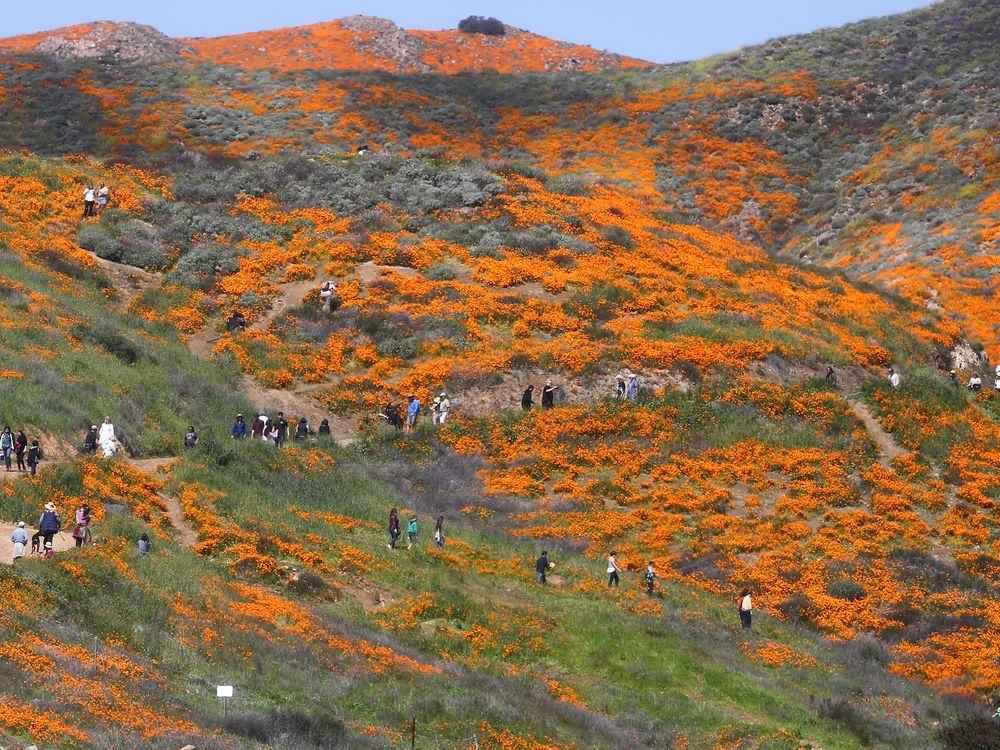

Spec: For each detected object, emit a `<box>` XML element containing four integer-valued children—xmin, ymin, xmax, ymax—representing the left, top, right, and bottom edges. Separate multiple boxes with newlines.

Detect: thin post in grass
<box><xmin>92</xmin><ymin>636</ymin><xmax>98</xmax><ymax>673</ymax></box>
<box><xmin>410</xmin><ymin>716</ymin><xmax>415</xmax><ymax>749</ymax></box>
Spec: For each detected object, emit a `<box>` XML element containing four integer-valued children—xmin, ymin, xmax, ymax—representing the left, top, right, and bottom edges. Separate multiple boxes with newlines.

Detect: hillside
<box><xmin>1</xmin><ymin>2</ymin><xmax>999</xmax><ymax>749</ymax></box>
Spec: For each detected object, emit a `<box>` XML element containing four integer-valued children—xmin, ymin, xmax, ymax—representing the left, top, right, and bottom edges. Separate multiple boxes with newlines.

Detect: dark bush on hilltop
<box><xmin>458</xmin><ymin>16</ymin><xmax>506</xmax><ymax>36</ymax></box>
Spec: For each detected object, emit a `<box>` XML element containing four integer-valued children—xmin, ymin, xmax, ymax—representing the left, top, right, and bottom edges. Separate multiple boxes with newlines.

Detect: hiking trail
<box><xmin>849</xmin><ymin>399</ymin><xmax>907</xmax><ymax>467</ymax></box>
<box><xmin>124</xmin><ymin>457</ymin><xmax>199</xmax><ymax>547</ymax></box>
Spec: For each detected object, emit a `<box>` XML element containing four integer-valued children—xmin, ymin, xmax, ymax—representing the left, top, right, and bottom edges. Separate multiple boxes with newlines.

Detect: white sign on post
<box><xmin>216</xmin><ymin>685</ymin><xmax>234</xmax><ymax>698</ymax></box>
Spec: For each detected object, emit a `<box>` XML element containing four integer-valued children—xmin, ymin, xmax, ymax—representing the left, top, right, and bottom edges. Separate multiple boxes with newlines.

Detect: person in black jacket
<box><xmin>521</xmin><ymin>385</ymin><xmax>534</xmax><ymax>411</ymax></box>
<box><xmin>83</xmin><ymin>425</ymin><xmax>98</xmax><ymax>454</ymax></box>
<box><xmin>274</xmin><ymin>412</ymin><xmax>289</xmax><ymax>446</ymax></box>
<box><xmin>26</xmin><ymin>439</ymin><xmax>42</xmax><ymax>477</ymax></box>
<box><xmin>536</xmin><ymin>550</ymin><xmax>550</xmax><ymax>584</ymax></box>
<box><xmin>318</xmin><ymin>418</ymin><xmax>331</xmax><ymax>437</ymax></box>
<box><xmin>541</xmin><ymin>380</ymin><xmax>557</xmax><ymax>409</ymax></box>
<box><xmin>295</xmin><ymin>417</ymin><xmax>310</xmax><ymax>440</ymax></box>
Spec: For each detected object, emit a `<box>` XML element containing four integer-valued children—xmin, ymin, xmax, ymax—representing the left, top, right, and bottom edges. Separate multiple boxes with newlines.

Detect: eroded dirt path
<box><xmin>125</xmin><ymin>458</ymin><xmax>199</xmax><ymax>548</ymax></box>
<box><xmin>849</xmin><ymin>399</ymin><xmax>907</xmax><ymax>467</ymax></box>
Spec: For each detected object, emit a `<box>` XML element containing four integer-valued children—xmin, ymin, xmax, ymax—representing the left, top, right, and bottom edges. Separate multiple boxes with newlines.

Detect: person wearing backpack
<box><xmin>26</xmin><ymin>439</ymin><xmax>42</xmax><ymax>477</ymax></box>
<box><xmin>38</xmin><ymin>502</ymin><xmax>61</xmax><ymax>548</ymax></box>
<box><xmin>536</xmin><ymin>550</ymin><xmax>551</xmax><ymax>584</ymax></box>
<box><xmin>0</xmin><ymin>426</ymin><xmax>13</xmax><ymax>471</ymax></box>
<box><xmin>406</xmin><ymin>516</ymin><xmax>419</xmax><ymax>549</ymax></box>
<box><xmin>14</xmin><ymin>430</ymin><xmax>27</xmax><ymax>472</ymax></box>
<box><xmin>295</xmin><ymin>416</ymin><xmax>310</xmax><ymax>441</ymax></box>
<box><xmin>643</xmin><ymin>561</ymin><xmax>658</xmax><ymax>596</ymax></box>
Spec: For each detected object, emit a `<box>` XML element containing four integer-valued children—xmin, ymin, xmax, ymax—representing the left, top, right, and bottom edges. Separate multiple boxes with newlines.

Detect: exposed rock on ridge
<box><xmin>32</xmin><ymin>21</ymin><xmax>189</xmax><ymax>62</ymax></box>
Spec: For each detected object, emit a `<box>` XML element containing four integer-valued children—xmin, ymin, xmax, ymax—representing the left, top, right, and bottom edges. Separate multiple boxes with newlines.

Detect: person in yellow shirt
<box><xmin>737</xmin><ymin>587</ymin><xmax>753</xmax><ymax>630</ymax></box>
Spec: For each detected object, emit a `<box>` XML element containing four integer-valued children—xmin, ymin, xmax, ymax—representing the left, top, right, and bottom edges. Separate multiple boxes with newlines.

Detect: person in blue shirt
<box><xmin>10</xmin><ymin>521</ymin><xmax>28</xmax><ymax>562</ymax></box>
<box><xmin>405</xmin><ymin>395</ymin><xmax>421</xmax><ymax>433</ymax></box>
<box><xmin>231</xmin><ymin>414</ymin><xmax>248</xmax><ymax>440</ymax></box>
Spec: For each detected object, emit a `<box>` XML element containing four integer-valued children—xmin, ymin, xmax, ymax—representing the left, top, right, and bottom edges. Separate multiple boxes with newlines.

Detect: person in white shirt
<box><xmin>737</xmin><ymin>587</ymin><xmax>753</xmax><ymax>630</ymax></box>
<box><xmin>437</xmin><ymin>392</ymin><xmax>450</xmax><ymax>424</ymax></box>
<box><xmin>888</xmin><ymin>367</ymin><xmax>901</xmax><ymax>388</ymax></box>
<box><xmin>83</xmin><ymin>183</ymin><xmax>96</xmax><ymax>218</ymax></box>
<box><xmin>319</xmin><ymin>281</ymin><xmax>336</xmax><ymax>312</ymax></box>
<box><xmin>97</xmin><ymin>416</ymin><xmax>117</xmax><ymax>457</ymax></box>
<box><xmin>968</xmin><ymin>374</ymin><xmax>982</xmax><ymax>391</ymax></box>
<box><xmin>607</xmin><ymin>551</ymin><xmax>622</xmax><ymax>588</ymax></box>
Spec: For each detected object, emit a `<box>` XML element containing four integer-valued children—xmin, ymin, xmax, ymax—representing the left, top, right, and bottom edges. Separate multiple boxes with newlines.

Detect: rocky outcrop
<box><xmin>338</xmin><ymin>16</ymin><xmax>431</xmax><ymax>73</ymax></box>
<box><xmin>33</xmin><ymin>22</ymin><xmax>189</xmax><ymax>62</ymax></box>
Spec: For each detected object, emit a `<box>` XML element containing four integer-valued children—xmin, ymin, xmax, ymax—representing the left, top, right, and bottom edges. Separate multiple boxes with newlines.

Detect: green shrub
<box><xmin>827</xmin><ymin>578</ymin><xmax>867</xmax><ymax>601</ymax></box>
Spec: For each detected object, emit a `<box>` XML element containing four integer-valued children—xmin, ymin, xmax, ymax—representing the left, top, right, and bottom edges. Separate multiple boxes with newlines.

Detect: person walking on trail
<box><xmin>405</xmin><ymin>395</ymin><xmax>421</xmax><ymax>432</ymax></box>
<box><xmin>541</xmin><ymin>379</ymin><xmax>557</xmax><ymax>409</ymax></box>
<box><xmin>320</xmin><ymin>281</ymin><xmax>337</xmax><ymax>313</ymax></box>
<box><xmin>42</xmin><ymin>541</ymin><xmax>54</xmax><ymax>559</ymax></box>
<box><xmin>406</xmin><ymin>516</ymin><xmax>419</xmax><ymax>549</ymax></box>
<box><xmin>431</xmin><ymin>397</ymin><xmax>441</xmax><ymax>425</ymax></box>
<box><xmin>616</xmin><ymin>376</ymin><xmax>627</xmax><ymax>399</ymax></box>
<box><xmin>521</xmin><ymin>385</ymin><xmax>534</xmax><ymax>411</ymax></box>
<box><xmin>627</xmin><ymin>375</ymin><xmax>640</xmax><ymax>401</ymax></box>
<box><xmin>137</xmin><ymin>533</ymin><xmax>151</xmax><ymax>556</ymax></box>
<box><xmin>83</xmin><ymin>424</ymin><xmax>98</xmax><ymax>454</ymax></box>
<box><xmin>96</xmin><ymin>181</ymin><xmax>111</xmax><ymax>215</ymax></box>
<box><xmin>0</xmin><ymin>426</ymin><xmax>13</xmax><ymax>471</ymax></box>
<box><xmin>82</xmin><ymin>183</ymin><xmax>96</xmax><ymax>218</ymax></box>
<box><xmin>318</xmin><ymin>418</ymin><xmax>331</xmax><ymax>437</ymax></box>
<box><xmin>184</xmin><ymin>426</ymin><xmax>198</xmax><ymax>448</ymax></box>
<box><xmin>26</xmin><ymin>439</ymin><xmax>42</xmax><ymax>477</ymax></box>
<box><xmin>888</xmin><ymin>367</ymin><xmax>901</xmax><ymax>389</ymax></box>
<box><xmin>98</xmin><ymin>416</ymin><xmax>117</xmax><ymax>457</ymax></box>
<box><xmin>737</xmin><ymin>587</ymin><xmax>753</xmax><ymax>630</ymax></box>
<box><xmin>437</xmin><ymin>392</ymin><xmax>450</xmax><ymax>424</ymax></box>
<box><xmin>607</xmin><ymin>551</ymin><xmax>622</xmax><ymax>588</ymax></box>
<box><xmin>266</xmin><ymin>423</ymin><xmax>280</xmax><ymax>445</ymax></box>
<box><xmin>387</xmin><ymin>508</ymin><xmax>401</xmax><ymax>549</ymax></box>
<box><xmin>643</xmin><ymin>561</ymin><xmax>658</xmax><ymax>596</ymax></box>
<box><xmin>295</xmin><ymin>417</ymin><xmax>310</xmax><ymax>441</ymax></box>
<box><xmin>434</xmin><ymin>515</ymin><xmax>445</xmax><ymax>548</ymax></box>
<box><xmin>73</xmin><ymin>503</ymin><xmax>91</xmax><ymax>548</ymax></box>
<box><xmin>825</xmin><ymin>366</ymin><xmax>837</xmax><ymax>387</ymax></box>
<box><xmin>274</xmin><ymin>412</ymin><xmax>288</xmax><ymax>446</ymax></box>
<box><xmin>231</xmin><ymin>414</ymin><xmax>248</xmax><ymax>440</ymax></box>
<box><xmin>38</xmin><ymin>502</ymin><xmax>60</xmax><ymax>549</ymax></box>
<box><xmin>536</xmin><ymin>550</ymin><xmax>551</xmax><ymax>584</ymax></box>
<box><xmin>14</xmin><ymin>430</ymin><xmax>27</xmax><ymax>472</ymax></box>
<box><xmin>11</xmin><ymin>522</ymin><xmax>28</xmax><ymax>563</ymax></box>
<box><xmin>251</xmin><ymin>414</ymin><xmax>265</xmax><ymax>440</ymax></box>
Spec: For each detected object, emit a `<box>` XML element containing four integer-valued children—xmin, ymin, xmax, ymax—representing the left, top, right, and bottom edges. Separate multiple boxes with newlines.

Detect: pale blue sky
<box><xmin>6</xmin><ymin>0</ymin><xmax>935</xmax><ymax>64</ymax></box>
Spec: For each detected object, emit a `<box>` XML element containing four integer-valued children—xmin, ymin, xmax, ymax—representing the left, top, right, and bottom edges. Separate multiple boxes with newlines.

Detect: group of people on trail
<box><xmin>82</xmin><ymin>417</ymin><xmax>120</xmax><ymax>458</ymax></box>
<box><xmin>231</xmin><ymin>411</ymin><xmax>333</xmax><ymax>445</ymax></box>
<box><xmin>9</xmin><ymin>501</ymin><xmax>86</xmax><ymax>563</ymax></box>
<box><xmin>521</xmin><ymin>379</ymin><xmax>559</xmax><ymax>410</ymax></box>
<box><xmin>1</xmin><ymin>426</ymin><xmax>42</xmax><ymax>476</ymax></box>
<box><xmin>615</xmin><ymin>373</ymin><xmax>641</xmax><ymax>401</ymax></box>
<box><xmin>378</xmin><ymin>392</ymin><xmax>451</xmax><ymax>432</ymax></box>
<box><xmin>387</xmin><ymin>509</ymin><xmax>445</xmax><ymax>550</ymax></box>
<box><xmin>82</xmin><ymin>181</ymin><xmax>111</xmax><ymax>218</ymax></box>
<box><xmin>950</xmin><ymin>363</ymin><xmax>1000</xmax><ymax>391</ymax></box>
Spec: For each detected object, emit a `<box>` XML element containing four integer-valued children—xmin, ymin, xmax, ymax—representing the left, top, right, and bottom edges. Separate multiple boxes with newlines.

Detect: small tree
<box><xmin>458</xmin><ymin>16</ymin><xmax>506</xmax><ymax>36</ymax></box>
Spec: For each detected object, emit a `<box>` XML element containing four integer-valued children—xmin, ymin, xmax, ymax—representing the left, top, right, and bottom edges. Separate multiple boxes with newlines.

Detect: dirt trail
<box><xmin>123</xmin><ymin>458</ymin><xmax>199</xmax><ymax>547</ymax></box>
<box><xmin>849</xmin><ymin>400</ymin><xmax>907</xmax><ymax>467</ymax></box>
<box><xmin>0</xmin><ymin>522</ymin><xmax>76</xmax><ymax>564</ymax></box>
<box><xmin>251</xmin><ymin>280</ymin><xmax>318</xmax><ymax>331</ymax></box>
<box><xmin>89</xmin><ymin>253</ymin><xmax>161</xmax><ymax>302</ymax></box>
<box><xmin>239</xmin><ymin>375</ymin><xmax>356</xmax><ymax>445</ymax></box>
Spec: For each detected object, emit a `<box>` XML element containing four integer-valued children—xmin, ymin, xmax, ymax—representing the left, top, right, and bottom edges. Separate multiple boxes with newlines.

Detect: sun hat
<box><xmin>44</xmin><ymin>502</ymin><xmax>56</xmax><ymax>511</ymax></box>
<box><xmin>44</xmin><ymin>541</ymin><xmax>52</xmax><ymax>548</ymax></box>
<box><xmin>91</xmin><ymin>424</ymin><xmax>97</xmax><ymax>429</ymax></box>
<box><xmin>17</xmin><ymin>521</ymin><xmax>24</xmax><ymax>528</ymax></box>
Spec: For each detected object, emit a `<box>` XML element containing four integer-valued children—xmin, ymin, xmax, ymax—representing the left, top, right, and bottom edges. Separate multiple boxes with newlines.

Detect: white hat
<box><xmin>16</xmin><ymin>521</ymin><xmax>24</xmax><ymax>527</ymax></box>
<box><xmin>44</xmin><ymin>541</ymin><xmax>52</xmax><ymax>548</ymax></box>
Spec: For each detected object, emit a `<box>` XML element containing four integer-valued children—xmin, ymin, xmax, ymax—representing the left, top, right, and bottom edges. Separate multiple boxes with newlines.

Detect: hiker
<box><xmin>434</xmin><ymin>515</ymin><xmax>444</xmax><ymax>548</ymax></box>
<box><xmin>318</xmin><ymin>418</ymin><xmax>331</xmax><ymax>437</ymax></box>
<box><xmin>274</xmin><ymin>412</ymin><xmax>288</xmax><ymax>446</ymax></box>
<box><xmin>407</xmin><ymin>516</ymin><xmax>419</xmax><ymax>549</ymax></box>
<box><xmin>541</xmin><ymin>379</ymin><xmax>557</xmax><ymax>409</ymax></box>
<box><xmin>266</xmin><ymin>423</ymin><xmax>280</xmax><ymax>445</ymax></box>
<box><xmin>83</xmin><ymin>424</ymin><xmax>98</xmax><ymax>454</ymax></box>
<box><xmin>521</xmin><ymin>385</ymin><xmax>534</xmax><ymax>411</ymax></box>
<box><xmin>0</xmin><ymin>426</ymin><xmax>12</xmax><ymax>471</ymax></box>
<box><xmin>888</xmin><ymin>367</ymin><xmax>901</xmax><ymax>389</ymax></box>
<box><xmin>387</xmin><ymin>508</ymin><xmax>401</xmax><ymax>549</ymax></box>
<box><xmin>96</xmin><ymin>181</ymin><xmax>111</xmax><ymax>214</ymax></box>
<box><xmin>438</xmin><ymin>392</ymin><xmax>450</xmax><ymax>424</ymax></box>
<box><xmin>320</xmin><ymin>281</ymin><xmax>337</xmax><ymax>312</ymax></box>
<box><xmin>13</xmin><ymin>431</ymin><xmax>26</xmax><ymax>472</ymax></box>
<box><xmin>98</xmin><ymin>416</ymin><xmax>117</xmax><ymax>457</ymax></box>
<box><xmin>251</xmin><ymin>414</ymin><xmax>265</xmax><ymax>440</ymax></box>
<box><xmin>73</xmin><ymin>503</ymin><xmax>91</xmax><ymax>548</ymax></box>
<box><xmin>38</xmin><ymin>502</ymin><xmax>61</xmax><ymax>548</ymax></box>
<box><xmin>137</xmin><ymin>533</ymin><xmax>151</xmax><ymax>556</ymax></box>
<box><xmin>643</xmin><ymin>561</ymin><xmax>658</xmax><ymax>596</ymax></box>
<box><xmin>83</xmin><ymin>183</ymin><xmax>96</xmax><ymax>217</ymax></box>
<box><xmin>607</xmin><ymin>550</ymin><xmax>622</xmax><ymax>588</ymax></box>
<box><xmin>995</xmin><ymin>373</ymin><xmax>1000</xmax><ymax>391</ymax></box>
<box><xmin>405</xmin><ymin>395</ymin><xmax>421</xmax><ymax>432</ymax></box>
<box><xmin>627</xmin><ymin>374</ymin><xmax>640</xmax><ymax>401</ymax></box>
<box><xmin>11</xmin><ymin>522</ymin><xmax>27</xmax><ymax>563</ymax></box>
<box><xmin>26</xmin><ymin>439</ymin><xmax>41</xmax><ymax>477</ymax></box>
<box><xmin>616</xmin><ymin>376</ymin><xmax>627</xmax><ymax>399</ymax></box>
<box><xmin>184</xmin><ymin>426</ymin><xmax>198</xmax><ymax>448</ymax></box>
<box><xmin>825</xmin><ymin>366</ymin><xmax>837</xmax><ymax>387</ymax></box>
<box><xmin>42</xmin><ymin>541</ymin><xmax>54</xmax><ymax>559</ymax></box>
<box><xmin>536</xmin><ymin>550</ymin><xmax>550</xmax><ymax>584</ymax></box>
<box><xmin>949</xmin><ymin>369</ymin><xmax>960</xmax><ymax>388</ymax></box>
<box><xmin>295</xmin><ymin>417</ymin><xmax>310</xmax><ymax>441</ymax></box>
<box><xmin>226</xmin><ymin>310</ymin><xmax>246</xmax><ymax>334</ymax></box>
<box><xmin>231</xmin><ymin>414</ymin><xmax>248</xmax><ymax>440</ymax></box>
<box><xmin>737</xmin><ymin>587</ymin><xmax>753</xmax><ymax>630</ymax></box>
<box><xmin>968</xmin><ymin>373</ymin><xmax>982</xmax><ymax>391</ymax></box>
<box><xmin>431</xmin><ymin>397</ymin><xmax>441</xmax><ymax>425</ymax></box>
<box><xmin>380</xmin><ymin>402</ymin><xmax>403</xmax><ymax>430</ymax></box>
